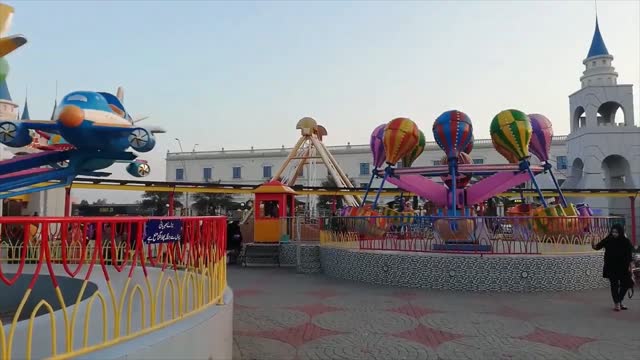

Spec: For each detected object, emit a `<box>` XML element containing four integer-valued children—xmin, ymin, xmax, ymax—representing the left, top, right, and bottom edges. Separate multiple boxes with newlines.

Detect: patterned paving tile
<box><xmin>238</xmin><ymin>322</ymin><xmax>342</xmax><ymax>348</ymax></box>
<box><xmin>436</xmin><ymin>337</ymin><xmax>581</xmax><ymax>360</ymax></box>
<box><xmin>298</xmin><ymin>333</ymin><xmax>438</xmax><ymax>360</ymax></box>
<box><xmin>388</xmin><ymin>304</ymin><xmax>436</xmax><ymax>318</ymax></box>
<box><xmin>287</xmin><ymin>303</ymin><xmax>341</xmax><ymax>318</ymax></box>
<box><xmin>519</xmin><ymin>327</ymin><xmax>596</xmax><ymax>351</ymax></box>
<box><xmin>392</xmin><ymin>324</ymin><xmax>463</xmax><ymax>348</ymax></box>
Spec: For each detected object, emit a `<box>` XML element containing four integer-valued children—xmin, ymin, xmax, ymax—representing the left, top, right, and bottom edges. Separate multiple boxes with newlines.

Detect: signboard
<box><xmin>143</xmin><ymin>219</ymin><xmax>183</xmax><ymax>244</ymax></box>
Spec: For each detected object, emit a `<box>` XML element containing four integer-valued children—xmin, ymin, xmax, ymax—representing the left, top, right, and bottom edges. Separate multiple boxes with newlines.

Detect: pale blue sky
<box><xmin>4</xmin><ymin>0</ymin><xmax>640</xmax><ymax>201</ymax></box>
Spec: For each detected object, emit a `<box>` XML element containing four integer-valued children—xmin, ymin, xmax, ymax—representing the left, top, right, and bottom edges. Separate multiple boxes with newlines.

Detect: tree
<box><xmin>191</xmin><ymin>192</ymin><xmax>235</xmax><ymax>215</ymax></box>
<box><xmin>317</xmin><ymin>175</ymin><xmax>356</xmax><ymax>212</ymax></box>
<box><xmin>93</xmin><ymin>198</ymin><xmax>108</xmax><ymax>205</ymax></box>
<box><xmin>140</xmin><ymin>191</ymin><xmax>183</xmax><ymax>216</ymax></box>
<box><xmin>79</xmin><ymin>200</ymin><xmax>89</xmax><ymax>206</ymax></box>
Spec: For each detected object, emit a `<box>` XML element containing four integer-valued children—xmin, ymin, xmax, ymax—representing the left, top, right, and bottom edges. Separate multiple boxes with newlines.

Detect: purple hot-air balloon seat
<box><xmin>432</xmin><ymin>110</ymin><xmax>474</xmax><ymax>159</ymax></box>
<box><xmin>370</xmin><ymin>124</ymin><xmax>387</xmax><ymax>168</ymax></box>
<box><xmin>528</xmin><ymin>113</ymin><xmax>553</xmax><ymax>163</ymax></box>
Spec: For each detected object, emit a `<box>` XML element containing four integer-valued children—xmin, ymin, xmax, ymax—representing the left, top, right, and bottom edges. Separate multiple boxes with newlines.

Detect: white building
<box><xmin>0</xmin><ymin>79</ymin><xmax>66</xmax><ymax>216</ymax></box>
<box><xmin>565</xmin><ymin>17</ymin><xmax>639</xmax><ymax>235</ymax></box>
<box><xmin>166</xmin><ymin>136</ymin><xmax>569</xmax><ymax>202</ymax></box>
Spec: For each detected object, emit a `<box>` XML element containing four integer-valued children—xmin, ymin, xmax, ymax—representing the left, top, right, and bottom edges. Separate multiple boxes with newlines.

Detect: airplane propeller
<box><xmin>0</xmin><ymin>122</ymin><xmax>17</xmax><ymax>142</ymax></box>
<box><xmin>128</xmin><ymin>128</ymin><xmax>150</xmax><ymax>148</ymax></box>
<box><xmin>136</xmin><ymin>162</ymin><xmax>151</xmax><ymax>176</ymax></box>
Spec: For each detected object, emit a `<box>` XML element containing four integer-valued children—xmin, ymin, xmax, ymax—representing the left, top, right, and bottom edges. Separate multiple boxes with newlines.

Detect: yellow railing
<box><xmin>0</xmin><ymin>216</ymin><xmax>227</xmax><ymax>360</ymax></box>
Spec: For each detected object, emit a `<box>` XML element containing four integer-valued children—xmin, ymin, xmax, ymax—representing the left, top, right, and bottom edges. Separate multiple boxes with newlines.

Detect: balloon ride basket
<box><xmin>431</xmin><ymin>217</ymin><xmax>492</xmax><ymax>252</ymax></box>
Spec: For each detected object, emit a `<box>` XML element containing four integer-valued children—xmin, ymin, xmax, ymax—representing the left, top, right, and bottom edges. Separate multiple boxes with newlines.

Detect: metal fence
<box><xmin>317</xmin><ymin>215</ymin><xmax>621</xmax><ymax>255</ymax></box>
<box><xmin>0</xmin><ymin>216</ymin><xmax>227</xmax><ymax>360</ymax></box>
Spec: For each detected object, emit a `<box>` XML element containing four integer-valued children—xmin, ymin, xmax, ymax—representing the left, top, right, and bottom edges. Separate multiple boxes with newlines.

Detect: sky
<box><xmin>4</xmin><ymin>0</ymin><xmax>640</xmax><ymax>202</ymax></box>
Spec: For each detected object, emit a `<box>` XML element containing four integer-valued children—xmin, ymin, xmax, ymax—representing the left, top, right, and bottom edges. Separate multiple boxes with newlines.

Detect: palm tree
<box><xmin>141</xmin><ymin>191</ymin><xmax>183</xmax><ymax>215</ymax></box>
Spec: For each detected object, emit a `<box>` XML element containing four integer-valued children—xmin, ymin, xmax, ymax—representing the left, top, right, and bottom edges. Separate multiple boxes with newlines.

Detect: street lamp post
<box><xmin>175</xmin><ymin>138</ymin><xmax>190</xmax><ymax>215</ymax></box>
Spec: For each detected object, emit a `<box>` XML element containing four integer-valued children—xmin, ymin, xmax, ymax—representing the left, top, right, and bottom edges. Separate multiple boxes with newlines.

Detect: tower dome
<box><xmin>580</xmin><ymin>17</ymin><xmax>617</xmax><ymax>88</ymax></box>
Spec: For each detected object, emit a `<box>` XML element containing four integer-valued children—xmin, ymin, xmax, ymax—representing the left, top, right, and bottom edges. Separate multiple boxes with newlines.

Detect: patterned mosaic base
<box><xmin>279</xmin><ymin>243</ymin><xmax>321</xmax><ymax>273</ymax></box>
<box><xmin>320</xmin><ymin>247</ymin><xmax>609</xmax><ymax>292</ymax></box>
<box><xmin>279</xmin><ymin>243</ymin><xmax>297</xmax><ymax>267</ymax></box>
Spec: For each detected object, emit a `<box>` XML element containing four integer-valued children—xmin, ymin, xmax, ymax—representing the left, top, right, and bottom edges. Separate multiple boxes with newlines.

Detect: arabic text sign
<box><xmin>144</xmin><ymin>219</ymin><xmax>183</xmax><ymax>244</ymax></box>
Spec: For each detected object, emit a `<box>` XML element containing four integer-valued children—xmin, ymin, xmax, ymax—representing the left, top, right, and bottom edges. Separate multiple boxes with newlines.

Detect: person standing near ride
<box><xmin>592</xmin><ymin>223</ymin><xmax>634</xmax><ymax>311</ymax></box>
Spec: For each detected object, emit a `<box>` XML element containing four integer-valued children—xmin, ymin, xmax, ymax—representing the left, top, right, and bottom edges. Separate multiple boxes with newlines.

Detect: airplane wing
<box><xmin>16</xmin><ymin>120</ymin><xmax>61</xmax><ymax>134</ymax></box>
<box><xmin>146</xmin><ymin>125</ymin><xmax>166</xmax><ymax>134</ymax></box>
<box><xmin>89</xmin><ymin>123</ymin><xmax>165</xmax><ymax>134</ymax></box>
<box><xmin>0</xmin><ymin>35</ymin><xmax>27</xmax><ymax>57</ymax></box>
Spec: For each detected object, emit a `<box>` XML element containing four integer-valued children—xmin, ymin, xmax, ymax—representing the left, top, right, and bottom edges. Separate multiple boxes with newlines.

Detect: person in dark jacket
<box><xmin>227</xmin><ymin>221</ymin><xmax>243</xmax><ymax>264</ymax></box>
<box><xmin>592</xmin><ymin>223</ymin><xmax>634</xmax><ymax>311</ymax></box>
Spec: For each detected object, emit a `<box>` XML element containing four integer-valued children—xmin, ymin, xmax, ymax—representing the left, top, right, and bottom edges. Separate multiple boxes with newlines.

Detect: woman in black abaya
<box><xmin>592</xmin><ymin>223</ymin><xmax>634</xmax><ymax>311</ymax></box>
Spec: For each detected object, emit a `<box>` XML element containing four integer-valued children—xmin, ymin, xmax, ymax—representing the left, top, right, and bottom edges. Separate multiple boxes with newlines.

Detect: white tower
<box><xmin>565</xmin><ymin>17</ymin><xmax>639</xmax><ymax>237</ymax></box>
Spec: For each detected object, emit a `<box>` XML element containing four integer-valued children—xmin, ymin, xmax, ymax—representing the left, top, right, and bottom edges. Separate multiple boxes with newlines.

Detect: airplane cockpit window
<box><xmin>67</xmin><ymin>94</ymin><xmax>88</xmax><ymax>102</ymax></box>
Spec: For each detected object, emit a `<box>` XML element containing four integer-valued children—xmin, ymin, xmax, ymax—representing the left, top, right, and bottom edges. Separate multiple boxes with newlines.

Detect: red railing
<box><xmin>0</xmin><ymin>216</ymin><xmax>227</xmax><ymax>360</ymax></box>
<box><xmin>319</xmin><ymin>216</ymin><xmax>620</xmax><ymax>255</ymax></box>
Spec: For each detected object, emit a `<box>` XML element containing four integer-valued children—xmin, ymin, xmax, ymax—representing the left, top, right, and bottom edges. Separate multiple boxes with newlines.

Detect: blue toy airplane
<box><xmin>0</xmin><ymin>87</ymin><xmax>165</xmax><ymax>178</ymax></box>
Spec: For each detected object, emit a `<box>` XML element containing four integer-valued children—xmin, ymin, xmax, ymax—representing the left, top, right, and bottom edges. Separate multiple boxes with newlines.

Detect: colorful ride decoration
<box><xmin>440</xmin><ymin>152</ymin><xmax>472</xmax><ymax>188</ymax></box>
<box><xmin>528</xmin><ymin>113</ymin><xmax>568</xmax><ymax>207</ymax></box>
<box><xmin>490</xmin><ymin>109</ymin><xmax>532</xmax><ymax>162</ymax></box>
<box><xmin>351</xmin><ymin>107</ymin><xmax>596</xmax><ymax>251</ymax></box>
<box><xmin>463</xmin><ymin>134</ymin><xmax>474</xmax><ymax>154</ymax></box>
<box><xmin>370</xmin><ymin>124</ymin><xmax>387</xmax><ymax>168</ymax></box>
<box><xmin>433</xmin><ymin>110</ymin><xmax>473</xmax><ymax>159</ymax></box>
<box><xmin>490</xmin><ymin>109</ymin><xmax>550</xmax><ymax>207</ymax></box>
<box><xmin>383</xmin><ymin>117</ymin><xmax>420</xmax><ymax>165</ymax></box>
<box><xmin>432</xmin><ymin>110</ymin><xmax>474</xmax><ymax>216</ymax></box>
<box><xmin>369</xmin><ymin>117</ymin><xmax>420</xmax><ymax>208</ymax></box>
<box><xmin>528</xmin><ymin>114</ymin><xmax>553</xmax><ymax>163</ymax></box>
<box><xmin>492</xmin><ymin>138</ymin><xmax>520</xmax><ymax>163</ymax></box>
<box><xmin>433</xmin><ymin>218</ymin><xmax>475</xmax><ymax>242</ymax></box>
<box><xmin>401</xmin><ymin>129</ymin><xmax>426</xmax><ymax>168</ymax></box>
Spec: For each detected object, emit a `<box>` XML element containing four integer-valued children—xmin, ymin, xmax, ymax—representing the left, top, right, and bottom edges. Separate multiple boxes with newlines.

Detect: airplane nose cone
<box><xmin>58</xmin><ymin>105</ymin><xmax>84</xmax><ymax>128</ymax></box>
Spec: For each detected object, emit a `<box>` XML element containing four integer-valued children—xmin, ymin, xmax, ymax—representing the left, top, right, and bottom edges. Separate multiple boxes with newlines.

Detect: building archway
<box><xmin>597</xmin><ymin>101</ymin><xmax>625</xmax><ymax>126</ymax></box>
<box><xmin>565</xmin><ymin>158</ymin><xmax>584</xmax><ymax>188</ymax></box>
<box><xmin>573</xmin><ymin>106</ymin><xmax>586</xmax><ymax>131</ymax></box>
<box><xmin>602</xmin><ymin>155</ymin><xmax>634</xmax><ymax>222</ymax></box>
<box><xmin>602</xmin><ymin>155</ymin><xmax>633</xmax><ymax>188</ymax></box>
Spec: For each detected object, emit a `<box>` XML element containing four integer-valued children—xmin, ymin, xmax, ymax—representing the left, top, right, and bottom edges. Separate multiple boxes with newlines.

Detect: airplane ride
<box><xmin>0</xmin><ymin>87</ymin><xmax>165</xmax><ymax>177</ymax></box>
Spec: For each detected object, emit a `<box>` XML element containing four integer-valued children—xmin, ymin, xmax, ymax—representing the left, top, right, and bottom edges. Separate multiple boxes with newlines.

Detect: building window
<box><xmin>592</xmin><ymin>61</ymin><xmax>596</xmax><ymax>66</ymax></box>
<box><xmin>602</xmin><ymin>60</ymin><xmax>606</xmax><ymax>64</ymax></box>
<box><xmin>359</xmin><ymin>162</ymin><xmax>370</xmax><ymax>176</ymax></box>
<box><xmin>433</xmin><ymin>160</ymin><xmax>442</xmax><ymax>166</ymax></box>
<box><xmin>232</xmin><ymin>166</ymin><xmax>242</xmax><ymax>179</ymax></box>
<box><xmin>175</xmin><ymin>168</ymin><xmax>184</xmax><ymax>181</ymax></box>
<box><xmin>203</xmin><ymin>167</ymin><xmax>212</xmax><ymax>181</ymax></box>
<box><xmin>557</xmin><ymin>156</ymin><xmax>568</xmax><ymax>170</ymax></box>
<box><xmin>263</xmin><ymin>165</ymin><xmax>272</xmax><ymax>179</ymax></box>
<box><xmin>473</xmin><ymin>159</ymin><xmax>484</xmax><ymax>165</ymax></box>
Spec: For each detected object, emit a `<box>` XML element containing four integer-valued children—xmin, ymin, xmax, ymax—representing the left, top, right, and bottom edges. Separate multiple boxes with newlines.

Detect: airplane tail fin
<box><xmin>0</xmin><ymin>4</ymin><xmax>14</xmax><ymax>36</ymax></box>
<box><xmin>116</xmin><ymin>86</ymin><xmax>124</xmax><ymax>102</ymax></box>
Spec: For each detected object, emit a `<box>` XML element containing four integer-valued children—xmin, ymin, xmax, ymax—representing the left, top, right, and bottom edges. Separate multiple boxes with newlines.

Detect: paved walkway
<box><xmin>229</xmin><ymin>267</ymin><xmax>640</xmax><ymax>360</ymax></box>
